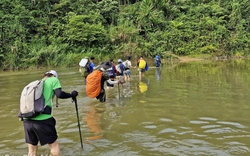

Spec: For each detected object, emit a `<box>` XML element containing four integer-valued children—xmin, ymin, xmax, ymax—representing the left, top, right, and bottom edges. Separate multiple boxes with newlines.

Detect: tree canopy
<box><xmin>1</xmin><ymin>0</ymin><xmax>250</xmax><ymax>70</ymax></box>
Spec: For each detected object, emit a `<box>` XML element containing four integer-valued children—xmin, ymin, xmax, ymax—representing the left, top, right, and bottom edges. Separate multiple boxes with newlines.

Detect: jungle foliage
<box><xmin>0</xmin><ymin>0</ymin><xmax>250</xmax><ymax>69</ymax></box>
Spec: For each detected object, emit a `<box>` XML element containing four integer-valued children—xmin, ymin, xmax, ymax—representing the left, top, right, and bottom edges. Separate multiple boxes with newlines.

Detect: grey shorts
<box><xmin>124</xmin><ymin>69</ymin><xmax>131</xmax><ymax>76</ymax></box>
<box><xmin>23</xmin><ymin>117</ymin><xmax>57</xmax><ymax>146</ymax></box>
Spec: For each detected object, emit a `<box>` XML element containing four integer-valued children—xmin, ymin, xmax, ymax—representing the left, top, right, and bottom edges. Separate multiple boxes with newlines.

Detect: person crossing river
<box><xmin>123</xmin><ymin>56</ymin><xmax>136</xmax><ymax>82</ymax></box>
<box><xmin>86</xmin><ymin>61</ymin><xmax>123</xmax><ymax>102</ymax></box>
<box><xmin>137</xmin><ymin>56</ymin><xmax>148</xmax><ymax>80</ymax></box>
<box><xmin>21</xmin><ymin>70</ymin><xmax>78</xmax><ymax>156</ymax></box>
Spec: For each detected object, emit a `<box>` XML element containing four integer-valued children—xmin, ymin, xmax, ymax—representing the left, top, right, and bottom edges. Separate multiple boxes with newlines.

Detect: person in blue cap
<box><xmin>154</xmin><ymin>55</ymin><xmax>161</xmax><ymax>67</ymax></box>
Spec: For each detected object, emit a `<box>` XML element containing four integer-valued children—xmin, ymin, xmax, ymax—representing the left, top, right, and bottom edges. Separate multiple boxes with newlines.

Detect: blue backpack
<box><xmin>107</xmin><ymin>65</ymin><xmax>116</xmax><ymax>77</ymax></box>
<box><xmin>145</xmin><ymin>62</ymin><xmax>149</xmax><ymax>71</ymax></box>
<box><xmin>154</xmin><ymin>58</ymin><xmax>161</xmax><ymax>67</ymax></box>
<box><xmin>116</xmin><ymin>63</ymin><xmax>125</xmax><ymax>74</ymax></box>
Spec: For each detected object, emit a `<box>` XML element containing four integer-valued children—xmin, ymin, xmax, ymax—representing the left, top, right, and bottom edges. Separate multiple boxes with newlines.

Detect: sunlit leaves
<box><xmin>65</xmin><ymin>14</ymin><xmax>106</xmax><ymax>47</ymax></box>
<box><xmin>1</xmin><ymin>0</ymin><xmax>250</xmax><ymax>69</ymax></box>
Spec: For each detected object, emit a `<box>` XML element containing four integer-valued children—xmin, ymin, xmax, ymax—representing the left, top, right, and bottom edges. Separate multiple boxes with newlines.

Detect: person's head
<box><xmin>155</xmin><ymin>55</ymin><xmax>159</xmax><ymax>58</ymax></box>
<box><xmin>90</xmin><ymin>57</ymin><xmax>95</xmax><ymax>61</ymax></box>
<box><xmin>109</xmin><ymin>58</ymin><xmax>114</xmax><ymax>63</ymax></box>
<box><xmin>127</xmin><ymin>56</ymin><xmax>131</xmax><ymax>60</ymax></box>
<box><xmin>44</xmin><ymin>70</ymin><xmax>58</xmax><ymax>78</ymax></box>
<box><xmin>118</xmin><ymin>59</ymin><xmax>122</xmax><ymax>64</ymax></box>
<box><xmin>140</xmin><ymin>56</ymin><xmax>143</xmax><ymax>59</ymax></box>
<box><xmin>101</xmin><ymin>61</ymin><xmax>112</xmax><ymax>70</ymax></box>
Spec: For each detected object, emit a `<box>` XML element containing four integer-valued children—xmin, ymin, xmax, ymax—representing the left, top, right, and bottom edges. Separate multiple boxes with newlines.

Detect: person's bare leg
<box><xmin>48</xmin><ymin>140</ymin><xmax>61</xmax><ymax>156</ymax></box>
<box><xmin>124</xmin><ymin>75</ymin><xmax>128</xmax><ymax>82</ymax></box>
<box><xmin>127</xmin><ymin>75</ymin><xmax>131</xmax><ymax>81</ymax></box>
<box><xmin>28</xmin><ymin>144</ymin><xmax>38</xmax><ymax>156</ymax></box>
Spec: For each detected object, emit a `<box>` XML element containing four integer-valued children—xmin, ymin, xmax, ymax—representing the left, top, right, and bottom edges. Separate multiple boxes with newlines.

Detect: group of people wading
<box><xmin>18</xmin><ymin>55</ymin><xmax>161</xmax><ymax>155</ymax></box>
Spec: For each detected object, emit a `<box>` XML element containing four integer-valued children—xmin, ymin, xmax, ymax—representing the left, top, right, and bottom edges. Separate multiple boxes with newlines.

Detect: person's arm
<box><xmin>128</xmin><ymin>61</ymin><xmax>136</xmax><ymax>68</ymax></box>
<box><xmin>54</xmin><ymin>88</ymin><xmax>74</xmax><ymax>99</ymax></box>
<box><xmin>107</xmin><ymin>79</ymin><xmax>119</xmax><ymax>84</ymax></box>
<box><xmin>137</xmin><ymin>60</ymin><xmax>140</xmax><ymax>67</ymax></box>
<box><xmin>112</xmin><ymin>65</ymin><xmax>117</xmax><ymax>73</ymax></box>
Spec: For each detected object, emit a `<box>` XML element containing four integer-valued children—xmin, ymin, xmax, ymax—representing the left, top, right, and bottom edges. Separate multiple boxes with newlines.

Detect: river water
<box><xmin>1</xmin><ymin>60</ymin><xmax>250</xmax><ymax>156</ymax></box>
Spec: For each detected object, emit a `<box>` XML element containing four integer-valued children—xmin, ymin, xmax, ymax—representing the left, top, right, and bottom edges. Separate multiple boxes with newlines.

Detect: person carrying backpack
<box><xmin>79</xmin><ymin>56</ymin><xmax>95</xmax><ymax>84</ymax></box>
<box><xmin>79</xmin><ymin>57</ymin><xmax>90</xmax><ymax>84</ymax></box>
<box><xmin>115</xmin><ymin>59</ymin><xmax>125</xmax><ymax>82</ymax></box>
<box><xmin>88</xmin><ymin>56</ymin><xmax>95</xmax><ymax>73</ymax></box>
<box><xmin>123</xmin><ymin>56</ymin><xmax>135</xmax><ymax>82</ymax></box>
<box><xmin>20</xmin><ymin>70</ymin><xmax>78</xmax><ymax>156</ymax></box>
<box><xmin>137</xmin><ymin>56</ymin><xmax>148</xmax><ymax>80</ymax></box>
<box><xmin>106</xmin><ymin>58</ymin><xmax>117</xmax><ymax>89</ymax></box>
<box><xmin>86</xmin><ymin>61</ymin><xmax>123</xmax><ymax>102</ymax></box>
<box><xmin>154</xmin><ymin>55</ymin><xmax>161</xmax><ymax>67</ymax></box>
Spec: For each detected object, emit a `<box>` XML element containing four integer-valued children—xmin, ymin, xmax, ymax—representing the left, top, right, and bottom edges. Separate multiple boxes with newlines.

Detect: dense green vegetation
<box><xmin>1</xmin><ymin>0</ymin><xmax>250</xmax><ymax>70</ymax></box>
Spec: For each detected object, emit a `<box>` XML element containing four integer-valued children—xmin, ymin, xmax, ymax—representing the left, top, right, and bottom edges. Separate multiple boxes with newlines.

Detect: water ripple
<box><xmin>199</xmin><ymin>117</ymin><xmax>217</xmax><ymax>121</ymax></box>
<box><xmin>190</xmin><ymin>120</ymin><xmax>209</xmax><ymax>124</ymax></box>
<box><xmin>204</xmin><ymin>127</ymin><xmax>237</xmax><ymax>134</ymax></box>
<box><xmin>158</xmin><ymin>128</ymin><xmax>177</xmax><ymax>134</ymax></box>
<box><xmin>217</xmin><ymin>121</ymin><xmax>246</xmax><ymax>129</ymax></box>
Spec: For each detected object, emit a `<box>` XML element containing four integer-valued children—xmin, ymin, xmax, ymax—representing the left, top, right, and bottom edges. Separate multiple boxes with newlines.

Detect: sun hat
<box><xmin>101</xmin><ymin>61</ymin><xmax>112</xmax><ymax>69</ymax></box>
<box><xmin>48</xmin><ymin>70</ymin><xmax>58</xmax><ymax>78</ymax></box>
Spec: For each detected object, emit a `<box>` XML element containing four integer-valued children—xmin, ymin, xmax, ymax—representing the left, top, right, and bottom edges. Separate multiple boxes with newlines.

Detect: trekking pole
<box><xmin>118</xmin><ymin>83</ymin><xmax>121</xmax><ymax>100</ymax></box>
<box><xmin>73</xmin><ymin>98</ymin><xmax>83</xmax><ymax>150</ymax></box>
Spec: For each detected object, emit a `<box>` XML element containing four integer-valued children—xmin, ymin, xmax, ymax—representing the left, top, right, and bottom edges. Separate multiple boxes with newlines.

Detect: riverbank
<box><xmin>178</xmin><ymin>56</ymin><xmax>204</xmax><ymax>63</ymax></box>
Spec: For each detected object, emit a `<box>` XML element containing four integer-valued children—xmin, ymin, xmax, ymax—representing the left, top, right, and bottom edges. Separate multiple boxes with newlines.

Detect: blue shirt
<box><xmin>89</xmin><ymin>62</ymin><xmax>95</xmax><ymax>73</ymax></box>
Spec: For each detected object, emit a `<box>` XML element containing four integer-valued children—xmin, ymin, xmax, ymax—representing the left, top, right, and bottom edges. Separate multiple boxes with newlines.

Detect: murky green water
<box><xmin>1</xmin><ymin>60</ymin><xmax>250</xmax><ymax>156</ymax></box>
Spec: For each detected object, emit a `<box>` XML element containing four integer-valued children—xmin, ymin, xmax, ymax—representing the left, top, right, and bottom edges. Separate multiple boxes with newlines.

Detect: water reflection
<box><xmin>122</xmin><ymin>82</ymin><xmax>133</xmax><ymax>98</ymax></box>
<box><xmin>155</xmin><ymin>67</ymin><xmax>161</xmax><ymax>81</ymax></box>
<box><xmin>84</xmin><ymin>103</ymin><xmax>104</xmax><ymax>140</ymax></box>
<box><xmin>138</xmin><ymin>80</ymin><xmax>149</xmax><ymax>93</ymax></box>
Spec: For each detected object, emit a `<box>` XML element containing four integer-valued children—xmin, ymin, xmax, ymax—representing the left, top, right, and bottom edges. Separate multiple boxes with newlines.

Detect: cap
<box><xmin>101</xmin><ymin>61</ymin><xmax>112</xmax><ymax>69</ymax></box>
<box><xmin>48</xmin><ymin>70</ymin><xmax>58</xmax><ymax>78</ymax></box>
<box><xmin>118</xmin><ymin>59</ymin><xmax>122</xmax><ymax>63</ymax></box>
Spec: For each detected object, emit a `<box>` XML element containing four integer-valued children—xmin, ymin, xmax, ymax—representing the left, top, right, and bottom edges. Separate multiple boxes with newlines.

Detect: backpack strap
<box><xmin>41</xmin><ymin>78</ymin><xmax>55</xmax><ymax>115</ymax></box>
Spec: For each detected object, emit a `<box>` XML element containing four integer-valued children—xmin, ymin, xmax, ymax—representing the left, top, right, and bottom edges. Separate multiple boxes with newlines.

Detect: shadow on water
<box><xmin>1</xmin><ymin>60</ymin><xmax>250</xmax><ymax>155</ymax></box>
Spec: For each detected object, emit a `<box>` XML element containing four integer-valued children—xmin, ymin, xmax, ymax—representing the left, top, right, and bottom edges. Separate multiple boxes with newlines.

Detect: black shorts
<box><xmin>96</xmin><ymin>89</ymin><xmax>106</xmax><ymax>102</ymax></box>
<box><xmin>23</xmin><ymin>117</ymin><xmax>57</xmax><ymax>146</ymax></box>
<box><xmin>139</xmin><ymin>68</ymin><xmax>146</xmax><ymax>73</ymax></box>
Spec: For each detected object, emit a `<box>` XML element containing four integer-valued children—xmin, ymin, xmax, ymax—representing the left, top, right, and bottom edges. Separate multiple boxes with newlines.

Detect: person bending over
<box><xmin>97</xmin><ymin>61</ymin><xmax>123</xmax><ymax>102</ymax></box>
